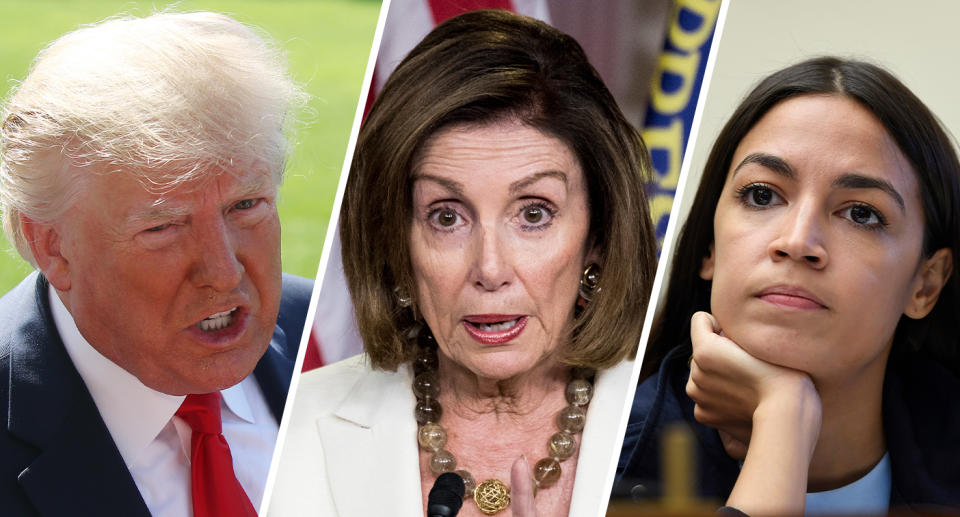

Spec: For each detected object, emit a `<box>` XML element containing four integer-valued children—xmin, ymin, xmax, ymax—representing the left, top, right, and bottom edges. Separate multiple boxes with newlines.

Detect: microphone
<box><xmin>427</xmin><ymin>472</ymin><xmax>465</xmax><ymax>517</ymax></box>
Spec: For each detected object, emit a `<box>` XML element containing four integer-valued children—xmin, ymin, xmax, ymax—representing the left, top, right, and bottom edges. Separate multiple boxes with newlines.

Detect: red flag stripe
<box><xmin>302</xmin><ymin>331</ymin><xmax>324</xmax><ymax>372</ymax></box>
<box><xmin>427</xmin><ymin>0</ymin><xmax>514</xmax><ymax>24</ymax></box>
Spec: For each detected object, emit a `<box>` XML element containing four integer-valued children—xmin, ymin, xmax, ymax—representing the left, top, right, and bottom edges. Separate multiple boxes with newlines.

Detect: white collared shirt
<box><xmin>49</xmin><ymin>285</ymin><xmax>279</xmax><ymax>516</ymax></box>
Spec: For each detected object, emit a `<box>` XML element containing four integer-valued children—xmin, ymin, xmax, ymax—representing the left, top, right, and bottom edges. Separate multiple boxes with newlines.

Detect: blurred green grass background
<box><xmin>0</xmin><ymin>0</ymin><xmax>381</xmax><ymax>293</ymax></box>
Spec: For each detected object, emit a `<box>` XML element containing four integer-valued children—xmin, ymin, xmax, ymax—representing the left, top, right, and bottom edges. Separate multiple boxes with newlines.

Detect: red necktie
<box><xmin>176</xmin><ymin>392</ymin><xmax>258</xmax><ymax>517</ymax></box>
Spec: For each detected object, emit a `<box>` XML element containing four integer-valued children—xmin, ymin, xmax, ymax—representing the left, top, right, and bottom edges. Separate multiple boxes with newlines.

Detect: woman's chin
<box><xmin>463</xmin><ymin>358</ymin><xmax>537</xmax><ymax>383</ymax></box>
<box><xmin>445</xmin><ymin>350</ymin><xmax>556</xmax><ymax>385</ymax></box>
<box><xmin>718</xmin><ymin>319</ymin><xmax>821</xmax><ymax>373</ymax></box>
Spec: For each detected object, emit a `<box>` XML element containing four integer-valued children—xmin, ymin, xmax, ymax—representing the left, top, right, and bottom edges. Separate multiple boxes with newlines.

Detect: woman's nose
<box><xmin>470</xmin><ymin>226</ymin><xmax>512</xmax><ymax>291</ymax></box>
<box><xmin>190</xmin><ymin>217</ymin><xmax>245</xmax><ymax>291</ymax></box>
<box><xmin>767</xmin><ymin>202</ymin><xmax>829</xmax><ymax>269</ymax></box>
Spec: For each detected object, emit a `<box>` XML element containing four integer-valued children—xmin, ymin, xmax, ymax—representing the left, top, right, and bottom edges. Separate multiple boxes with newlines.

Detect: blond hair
<box><xmin>1</xmin><ymin>11</ymin><xmax>307</xmax><ymax>264</ymax></box>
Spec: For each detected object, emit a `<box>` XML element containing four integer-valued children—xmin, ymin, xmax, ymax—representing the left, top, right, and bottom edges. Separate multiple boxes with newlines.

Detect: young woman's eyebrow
<box><xmin>733</xmin><ymin>153</ymin><xmax>907</xmax><ymax>213</ymax></box>
<box><xmin>832</xmin><ymin>173</ymin><xmax>905</xmax><ymax>213</ymax></box>
<box><xmin>733</xmin><ymin>152</ymin><xmax>795</xmax><ymax>179</ymax></box>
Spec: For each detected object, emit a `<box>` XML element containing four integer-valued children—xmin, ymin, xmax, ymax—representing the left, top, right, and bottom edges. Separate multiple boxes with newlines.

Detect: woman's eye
<box><xmin>751</xmin><ymin>188</ymin><xmax>772</xmax><ymax>205</ymax></box>
<box><xmin>523</xmin><ymin>205</ymin><xmax>544</xmax><ymax>223</ymax></box>
<box><xmin>427</xmin><ymin>206</ymin><xmax>464</xmax><ymax>230</ymax></box>
<box><xmin>840</xmin><ymin>204</ymin><xmax>887</xmax><ymax>229</ymax></box>
<box><xmin>437</xmin><ymin>209</ymin><xmax>457</xmax><ymax>226</ymax></box>
<box><xmin>518</xmin><ymin>202</ymin><xmax>554</xmax><ymax>229</ymax></box>
<box><xmin>736</xmin><ymin>183</ymin><xmax>781</xmax><ymax>208</ymax></box>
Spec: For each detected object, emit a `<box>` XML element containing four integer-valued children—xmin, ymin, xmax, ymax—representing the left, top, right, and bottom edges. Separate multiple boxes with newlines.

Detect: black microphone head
<box><xmin>427</xmin><ymin>472</ymin><xmax>465</xmax><ymax>517</ymax></box>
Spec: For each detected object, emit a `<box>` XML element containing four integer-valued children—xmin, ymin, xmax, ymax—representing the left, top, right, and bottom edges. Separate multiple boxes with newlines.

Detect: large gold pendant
<box><xmin>474</xmin><ymin>479</ymin><xmax>510</xmax><ymax>515</ymax></box>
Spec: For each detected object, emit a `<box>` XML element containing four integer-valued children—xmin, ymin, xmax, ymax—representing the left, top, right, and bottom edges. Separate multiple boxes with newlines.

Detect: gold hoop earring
<box><xmin>579</xmin><ymin>263</ymin><xmax>601</xmax><ymax>302</ymax></box>
<box><xmin>394</xmin><ymin>286</ymin><xmax>413</xmax><ymax>308</ymax></box>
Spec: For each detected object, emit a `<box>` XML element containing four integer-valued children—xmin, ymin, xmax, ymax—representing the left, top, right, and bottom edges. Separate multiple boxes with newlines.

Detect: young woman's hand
<box><xmin>686</xmin><ymin>311</ymin><xmax>817</xmax><ymax>453</ymax></box>
<box><xmin>687</xmin><ymin>311</ymin><xmax>823</xmax><ymax>516</ymax></box>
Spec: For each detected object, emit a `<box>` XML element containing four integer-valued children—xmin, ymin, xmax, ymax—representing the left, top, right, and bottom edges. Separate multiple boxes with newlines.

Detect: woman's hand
<box><xmin>686</xmin><ymin>312</ymin><xmax>814</xmax><ymax>455</ymax></box>
<box><xmin>510</xmin><ymin>456</ymin><xmax>538</xmax><ymax>517</ymax></box>
<box><xmin>687</xmin><ymin>311</ymin><xmax>823</xmax><ymax>516</ymax></box>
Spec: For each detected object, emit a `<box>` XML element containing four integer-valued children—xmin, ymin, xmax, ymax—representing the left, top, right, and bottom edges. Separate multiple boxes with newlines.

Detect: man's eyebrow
<box><xmin>126</xmin><ymin>204</ymin><xmax>190</xmax><ymax>226</ymax></box>
<box><xmin>231</xmin><ymin>174</ymin><xmax>276</xmax><ymax>199</ymax></box>
<box><xmin>509</xmin><ymin>170</ymin><xmax>568</xmax><ymax>194</ymax></box>
<box><xmin>733</xmin><ymin>152</ymin><xmax>795</xmax><ymax>179</ymax></box>
<box><xmin>833</xmin><ymin>173</ymin><xmax>906</xmax><ymax>213</ymax></box>
<box><xmin>125</xmin><ymin>174</ymin><xmax>276</xmax><ymax>226</ymax></box>
<box><xmin>412</xmin><ymin>174</ymin><xmax>464</xmax><ymax>196</ymax></box>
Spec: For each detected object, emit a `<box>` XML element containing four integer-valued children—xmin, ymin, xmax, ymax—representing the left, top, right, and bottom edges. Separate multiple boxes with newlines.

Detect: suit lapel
<box><xmin>16</xmin><ymin>398</ymin><xmax>151</xmax><ymax>516</ymax></box>
<box><xmin>255</xmin><ymin>273</ymin><xmax>311</xmax><ymax>422</ymax></box>
<box><xmin>7</xmin><ymin>273</ymin><xmax>151</xmax><ymax>517</ymax></box>
<box><xmin>254</xmin><ymin>325</ymin><xmax>297</xmax><ymax>421</ymax></box>
<box><xmin>570</xmin><ymin>359</ymin><xmax>633</xmax><ymax>515</ymax></box>
<box><xmin>318</xmin><ymin>364</ymin><xmax>424</xmax><ymax>516</ymax></box>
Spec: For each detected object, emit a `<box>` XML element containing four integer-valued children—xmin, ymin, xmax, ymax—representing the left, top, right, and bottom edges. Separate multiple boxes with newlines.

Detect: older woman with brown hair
<box><xmin>270</xmin><ymin>9</ymin><xmax>656</xmax><ymax>517</ymax></box>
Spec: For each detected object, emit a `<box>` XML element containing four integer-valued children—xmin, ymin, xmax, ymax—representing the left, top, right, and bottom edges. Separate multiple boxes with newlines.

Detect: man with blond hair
<box><xmin>0</xmin><ymin>11</ymin><xmax>311</xmax><ymax>516</ymax></box>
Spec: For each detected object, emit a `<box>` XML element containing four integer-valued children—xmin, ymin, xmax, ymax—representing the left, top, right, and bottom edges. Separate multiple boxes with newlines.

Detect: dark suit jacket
<box><xmin>0</xmin><ymin>271</ymin><xmax>312</xmax><ymax>516</ymax></box>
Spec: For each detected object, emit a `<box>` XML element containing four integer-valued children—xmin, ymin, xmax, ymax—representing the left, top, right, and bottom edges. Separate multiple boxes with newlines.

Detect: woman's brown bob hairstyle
<box><xmin>642</xmin><ymin>56</ymin><xmax>960</xmax><ymax>379</ymax></box>
<box><xmin>340</xmin><ymin>10</ymin><xmax>656</xmax><ymax>370</ymax></box>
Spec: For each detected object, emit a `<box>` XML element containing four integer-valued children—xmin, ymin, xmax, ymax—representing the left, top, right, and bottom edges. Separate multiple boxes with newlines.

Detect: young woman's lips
<box><xmin>462</xmin><ymin>314</ymin><xmax>528</xmax><ymax>345</ymax></box>
<box><xmin>756</xmin><ymin>286</ymin><xmax>827</xmax><ymax>310</ymax></box>
<box><xmin>187</xmin><ymin>305</ymin><xmax>250</xmax><ymax>348</ymax></box>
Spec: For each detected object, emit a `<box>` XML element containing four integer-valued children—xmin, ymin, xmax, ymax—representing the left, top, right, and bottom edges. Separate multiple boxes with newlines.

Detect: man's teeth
<box><xmin>197</xmin><ymin>307</ymin><xmax>238</xmax><ymax>332</ymax></box>
<box><xmin>473</xmin><ymin>318</ymin><xmax>519</xmax><ymax>332</ymax></box>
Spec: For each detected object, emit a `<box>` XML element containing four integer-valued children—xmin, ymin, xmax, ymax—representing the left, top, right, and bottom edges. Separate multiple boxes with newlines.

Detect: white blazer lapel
<box><xmin>569</xmin><ymin>359</ymin><xmax>636</xmax><ymax>516</ymax></box>
<box><xmin>318</xmin><ymin>364</ymin><xmax>425</xmax><ymax>516</ymax></box>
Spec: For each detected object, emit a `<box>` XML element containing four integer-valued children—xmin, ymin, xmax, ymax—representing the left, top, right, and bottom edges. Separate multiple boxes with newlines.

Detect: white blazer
<box><xmin>266</xmin><ymin>354</ymin><xmax>634</xmax><ymax>516</ymax></box>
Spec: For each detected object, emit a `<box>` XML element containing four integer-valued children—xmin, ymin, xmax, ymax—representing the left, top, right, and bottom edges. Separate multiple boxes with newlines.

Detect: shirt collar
<box><xmin>805</xmin><ymin>452</ymin><xmax>891</xmax><ymax>515</ymax></box>
<box><xmin>222</xmin><ymin>377</ymin><xmax>255</xmax><ymax>423</ymax></box>
<box><xmin>49</xmin><ymin>285</ymin><xmax>256</xmax><ymax>468</ymax></box>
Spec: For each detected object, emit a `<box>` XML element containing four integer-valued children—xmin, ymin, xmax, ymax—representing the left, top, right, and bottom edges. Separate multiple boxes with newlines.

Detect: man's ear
<box><xmin>699</xmin><ymin>242</ymin><xmax>716</xmax><ymax>281</ymax></box>
<box><xmin>904</xmin><ymin>247</ymin><xmax>953</xmax><ymax>319</ymax></box>
<box><xmin>21</xmin><ymin>214</ymin><xmax>71</xmax><ymax>291</ymax></box>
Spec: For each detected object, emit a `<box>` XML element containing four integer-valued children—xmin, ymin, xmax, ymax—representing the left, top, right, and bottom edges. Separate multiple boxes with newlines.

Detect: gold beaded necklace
<box><xmin>412</xmin><ymin>329</ymin><xmax>594</xmax><ymax>515</ymax></box>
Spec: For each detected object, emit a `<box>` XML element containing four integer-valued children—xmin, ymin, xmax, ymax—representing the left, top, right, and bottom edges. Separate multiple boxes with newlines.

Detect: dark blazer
<box><xmin>0</xmin><ymin>271</ymin><xmax>312</xmax><ymax>516</ymax></box>
<box><xmin>614</xmin><ymin>343</ymin><xmax>960</xmax><ymax>514</ymax></box>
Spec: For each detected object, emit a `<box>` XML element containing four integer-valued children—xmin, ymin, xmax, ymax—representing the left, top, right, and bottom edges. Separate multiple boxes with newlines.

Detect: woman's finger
<box><xmin>691</xmin><ymin>311</ymin><xmax>721</xmax><ymax>335</ymax></box>
<box><xmin>689</xmin><ymin>312</ymin><xmax>719</xmax><ymax>358</ymax></box>
<box><xmin>510</xmin><ymin>456</ymin><xmax>538</xmax><ymax>517</ymax></box>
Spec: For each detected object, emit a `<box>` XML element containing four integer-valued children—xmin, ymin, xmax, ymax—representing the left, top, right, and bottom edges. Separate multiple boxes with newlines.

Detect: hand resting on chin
<box><xmin>687</xmin><ymin>311</ymin><xmax>823</xmax><ymax>516</ymax></box>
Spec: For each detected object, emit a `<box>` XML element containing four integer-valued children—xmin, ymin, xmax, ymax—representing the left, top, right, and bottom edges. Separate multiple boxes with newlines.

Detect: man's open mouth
<box><xmin>196</xmin><ymin>307</ymin><xmax>239</xmax><ymax>332</ymax></box>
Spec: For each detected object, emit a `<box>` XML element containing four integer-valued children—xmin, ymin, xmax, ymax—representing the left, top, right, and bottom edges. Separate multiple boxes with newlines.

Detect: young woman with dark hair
<box><xmin>618</xmin><ymin>57</ymin><xmax>960</xmax><ymax>515</ymax></box>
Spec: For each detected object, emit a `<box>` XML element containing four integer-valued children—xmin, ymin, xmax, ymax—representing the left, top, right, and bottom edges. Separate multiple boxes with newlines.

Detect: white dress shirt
<box><xmin>49</xmin><ymin>285</ymin><xmax>279</xmax><ymax>517</ymax></box>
